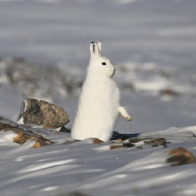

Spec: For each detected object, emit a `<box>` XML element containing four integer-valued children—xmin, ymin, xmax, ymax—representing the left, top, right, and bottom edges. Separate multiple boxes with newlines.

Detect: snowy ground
<box><xmin>0</xmin><ymin>0</ymin><xmax>196</xmax><ymax>195</ymax></box>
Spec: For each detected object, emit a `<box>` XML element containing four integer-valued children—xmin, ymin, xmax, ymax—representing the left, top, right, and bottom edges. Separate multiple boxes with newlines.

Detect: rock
<box><xmin>18</xmin><ymin>98</ymin><xmax>69</xmax><ymax>129</ymax></box>
<box><xmin>144</xmin><ymin>138</ymin><xmax>167</xmax><ymax>147</ymax></box>
<box><xmin>56</xmin><ymin>192</ymin><xmax>91</xmax><ymax>196</ymax></box>
<box><xmin>109</xmin><ymin>136</ymin><xmax>168</xmax><ymax>150</ymax></box>
<box><xmin>110</xmin><ymin>144</ymin><xmax>124</xmax><ymax>150</ymax></box>
<box><xmin>167</xmin><ymin>147</ymin><xmax>196</xmax><ymax>166</ymax></box>
<box><xmin>0</xmin><ymin>116</ymin><xmax>54</xmax><ymax>148</ymax></box>
<box><xmin>159</xmin><ymin>88</ymin><xmax>180</xmax><ymax>97</ymax></box>
<box><xmin>128</xmin><ymin>137</ymin><xmax>167</xmax><ymax>147</ymax></box>
<box><xmin>110</xmin><ymin>132</ymin><xmax>168</xmax><ymax>149</ymax></box>
<box><xmin>92</xmin><ymin>138</ymin><xmax>104</xmax><ymax>144</ymax></box>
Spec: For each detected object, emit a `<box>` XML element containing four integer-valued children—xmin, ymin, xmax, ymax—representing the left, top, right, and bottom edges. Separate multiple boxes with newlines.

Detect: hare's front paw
<box><xmin>118</xmin><ymin>106</ymin><xmax>132</xmax><ymax>121</ymax></box>
<box><xmin>123</xmin><ymin>114</ymin><xmax>132</xmax><ymax>121</ymax></box>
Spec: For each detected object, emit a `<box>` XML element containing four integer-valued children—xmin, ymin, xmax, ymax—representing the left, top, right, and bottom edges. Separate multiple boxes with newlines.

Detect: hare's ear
<box><xmin>90</xmin><ymin>41</ymin><xmax>101</xmax><ymax>57</ymax></box>
<box><xmin>97</xmin><ymin>41</ymin><xmax>102</xmax><ymax>52</ymax></box>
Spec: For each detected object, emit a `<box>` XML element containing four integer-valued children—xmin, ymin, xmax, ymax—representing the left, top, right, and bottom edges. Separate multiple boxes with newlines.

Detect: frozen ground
<box><xmin>0</xmin><ymin>0</ymin><xmax>196</xmax><ymax>195</ymax></box>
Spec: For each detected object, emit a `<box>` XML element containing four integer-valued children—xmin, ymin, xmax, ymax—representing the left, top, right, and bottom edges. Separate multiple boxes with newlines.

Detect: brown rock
<box><xmin>159</xmin><ymin>88</ymin><xmax>180</xmax><ymax>97</ymax></box>
<box><xmin>110</xmin><ymin>142</ymin><xmax>135</xmax><ymax>150</ymax></box>
<box><xmin>110</xmin><ymin>144</ymin><xmax>124</xmax><ymax>150</ymax></box>
<box><xmin>18</xmin><ymin>98</ymin><xmax>69</xmax><ymax>129</ymax></box>
<box><xmin>167</xmin><ymin>147</ymin><xmax>196</xmax><ymax>166</ymax></box>
<box><xmin>0</xmin><ymin>116</ymin><xmax>54</xmax><ymax>148</ymax></box>
<box><xmin>92</xmin><ymin>138</ymin><xmax>103</xmax><ymax>144</ymax></box>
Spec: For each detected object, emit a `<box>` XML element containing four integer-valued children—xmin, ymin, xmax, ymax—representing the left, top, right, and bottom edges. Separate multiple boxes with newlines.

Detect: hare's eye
<box><xmin>102</xmin><ymin>62</ymin><xmax>106</xmax><ymax>66</ymax></box>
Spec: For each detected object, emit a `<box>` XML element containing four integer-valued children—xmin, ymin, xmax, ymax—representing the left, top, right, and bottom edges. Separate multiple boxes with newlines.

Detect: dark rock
<box><xmin>59</xmin><ymin>126</ymin><xmax>71</xmax><ymax>133</ymax></box>
<box><xmin>111</xmin><ymin>132</ymin><xmax>168</xmax><ymax>148</ymax></box>
<box><xmin>56</xmin><ymin>192</ymin><xmax>91</xmax><ymax>196</ymax></box>
<box><xmin>18</xmin><ymin>98</ymin><xmax>69</xmax><ymax>129</ymax></box>
<box><xmin>128</xmin><ymin>137</ymin><xmax>167</xmax><ymax>147</ymax></box>
<box><xmin>159</xmin><ymin>88</ymin><xmax>180</xmax><ymax>97</ymax></box>
<box><xmin>144</xmin><ymin>138</ymin><xmax>167</xmax><ymax>147</ymax></box>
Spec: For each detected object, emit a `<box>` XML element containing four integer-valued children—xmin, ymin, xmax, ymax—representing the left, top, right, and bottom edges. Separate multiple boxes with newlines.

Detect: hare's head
<box><xmin>88</xmin><ymin>42</ymin><xmax>116</xmax><ymax>78</ymax></box>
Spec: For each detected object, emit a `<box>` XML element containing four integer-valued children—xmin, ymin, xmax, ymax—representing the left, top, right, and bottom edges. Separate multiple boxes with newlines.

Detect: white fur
<box><xmin>71</xmin><ymin>42</ymin><xmax>131</xmax><ymax>142</ymax></box>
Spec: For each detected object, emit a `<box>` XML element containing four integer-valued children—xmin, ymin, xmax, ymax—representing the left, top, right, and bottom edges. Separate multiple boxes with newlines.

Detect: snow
<box><xmin>0</xmin><ymin>0</ymin><xmax>196</xmax><ymax>195</ymax></box>
<box><xmin>0</xmin><ymin>128</ymin><xmax>196</xmax><ymax>196</ymax></box>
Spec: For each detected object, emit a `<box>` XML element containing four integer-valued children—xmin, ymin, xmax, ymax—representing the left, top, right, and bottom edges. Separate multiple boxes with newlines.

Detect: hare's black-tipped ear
<box><xmin>90</xmin><ymin>41</ymin><xmax>101</xmax><ymax>57</ymax></box>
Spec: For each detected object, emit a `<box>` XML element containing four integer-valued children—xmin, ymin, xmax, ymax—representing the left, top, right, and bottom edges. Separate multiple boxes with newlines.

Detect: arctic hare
<box><xmin>71</xmin><ymin>42</ymin><xmax>131</xmax><ymax>142</ymax></box>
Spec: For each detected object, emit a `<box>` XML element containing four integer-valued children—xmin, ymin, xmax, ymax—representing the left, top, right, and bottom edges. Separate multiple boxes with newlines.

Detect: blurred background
<box><xmin>0</xmin><ymin>0</ymin><xmax>196</xmax><ymax>134</ymax></box>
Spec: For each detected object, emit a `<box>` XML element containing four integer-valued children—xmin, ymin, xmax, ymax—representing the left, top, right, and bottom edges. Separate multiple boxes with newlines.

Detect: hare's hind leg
<box><xmin>118</xmin><ymin>106</ymin><xmax>132</xmax><ymax>121</ymax></box>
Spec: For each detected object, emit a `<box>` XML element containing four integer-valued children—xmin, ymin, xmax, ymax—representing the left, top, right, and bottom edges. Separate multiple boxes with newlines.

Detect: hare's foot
<box><xmin>118</xmin><ymin>106</ymin><xmax>132</xmax><ymax>121</ymax></box>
